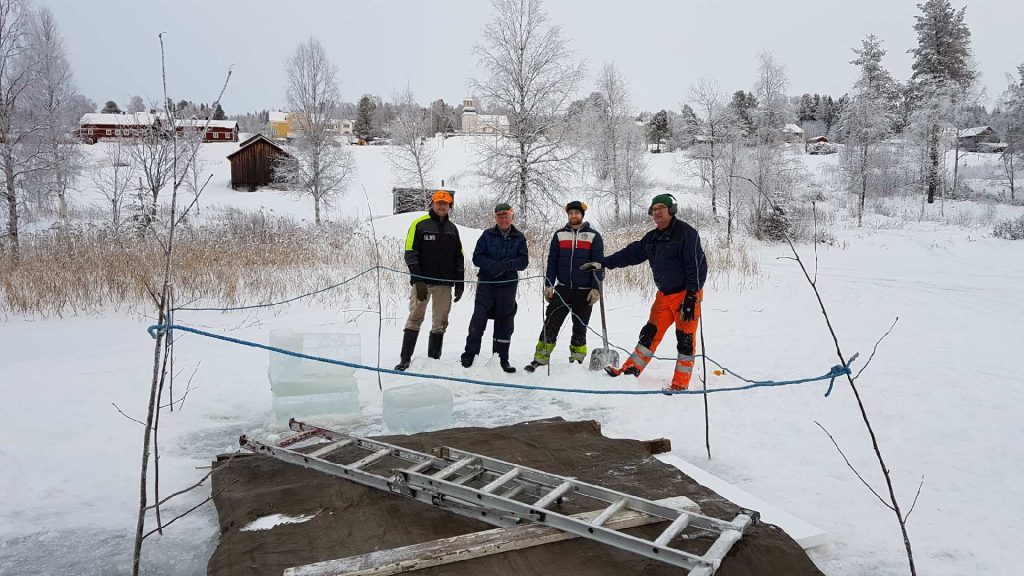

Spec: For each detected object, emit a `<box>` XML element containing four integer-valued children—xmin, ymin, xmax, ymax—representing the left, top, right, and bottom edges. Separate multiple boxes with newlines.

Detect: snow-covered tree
<box><xmin>386</xmin><ymin>85</ymin><xmax>436</xmax><ymax>192</ymax></box>
<box><xmin>910</xmin><ymin>0</ymin><xmax>976</xmax><ymax>203</ymax></box>
<box><xmin>101</xmin><ymin>100</ymin><xmax>120</xmax><ymax>114</ymax></box>
<box><xmin>24</xmin><ymin>6</ymin><xmax>83</xmax><ymax>225</ymax></box>
<box><xmin>90</xmin><ymin>138</ymin><xmax>136</xmax><ymax>227</ymax></box>
<box><xmin>839</xmin><ymin>34</ymin><xmax>898</xmax><ymax>226</ymax></box>
<box><xmin>126</xmin><ymin>94</ymin><xmax>145</xmax><ymax>113</ymax></box>
<box><xmin>354</xmin><ymin>94</ymin><xmax>375</xmax><ymax>140</ymax></box>
<box><xmin>995</xmin><ymin>64</ymin><xmax>1024</xmax><ymax>200</ymax></box>
<box><xmin>587</xmin><ymin>62</ymin><xmax>646</xmax><ymax>219</ymax></box>
<box><xmin>470</xmin><ymin>0</ymin><xmax>585</xmax><ymax>224</ymax></box>
<box><xmin>752</xmin><ymin>50</ymin><xmax>791</xmax><ymax>143</ymax></box>
<box><xmin>0</xmin><ymin>0</ymin><xmax>42</xmax><ymax>258</ymax></box>
<box><xmin>212</xmin><ymin>102</ymin><xmax>225</xmax><ymax>120</ymax></box>
<box><xmin>277</xmin><ymin>36</ymin><xmax>355</xmax><ymax>224</ymax></box>
<box><xmin>647</xmin><ymin>109</ymin><xmax>669</xmax><ymax>153</ymax></box>
<box><xmin>686</xmin><ymin>76</ymin><xmax>737</xmax><ymax>216</ymax></box>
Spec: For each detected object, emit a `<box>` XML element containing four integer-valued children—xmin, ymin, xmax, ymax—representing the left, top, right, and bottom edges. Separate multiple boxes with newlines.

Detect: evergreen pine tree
<box><xmin>354</xmin><ymin>95</ymin><xmax>376</xmax><ymax>140</ymax></box>
<box><xmin>213</xmin><ymin>103</ymin><xmax>226</xmax><ymax>120</ymax></box>
<box><xmin>647</xmin><ymin>109</ymin><xmax>670</xmax><ymax>153</ymax></box>
<box><xmin>101</xmin><ymin>100</ymin><xmax>121</xmax><ymax>114</ymax></box>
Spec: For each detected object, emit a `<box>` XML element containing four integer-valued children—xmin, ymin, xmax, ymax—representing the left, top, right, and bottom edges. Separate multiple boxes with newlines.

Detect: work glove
<box><xmin>681</xmin><ymin>290</ymin><xmax>698</xmax><ymax>321</ymax></box>
<box><xmin>587</xmin><ymin>289</ymin><xmax>600</xmax><ymax>305</ymax></box>
<box><xmin>579</xmin><ymin>261</ymin><xmax>603</xmax><ymax>272</ymax></box>
<box><xmin>454</xmin><ymin>283</ymin><xmax>465</xmax><ymax>303</ymax></box>
<box><xmin>544</xmin><ymin>286</ymin><xmax>554</xmax><ymax>302</ymax></box>
<box><xmin>415</xmin><ymin>281</ymin><xmax>428</xmax><ymax>302</ymax></box>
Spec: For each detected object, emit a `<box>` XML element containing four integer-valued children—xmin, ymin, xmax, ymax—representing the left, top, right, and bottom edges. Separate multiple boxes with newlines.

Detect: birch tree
<box><xmin>386</xmin><ymin>85</ymin><xmax>435</xmax><ymax>192</ymax></box>
<box><xmin>471</xmin><ymin>0</ymin><xmax>585</xmax><ymax>224</ymax></box>
<box><xmin>278</xmin><ymin>36</ymin><xmax>354</xmax><ymax>224</ymax></box>
<box><xmin>688</xmin><ymin>76</ymin><xmax>736</xmax><ymax>216</ymax></box>
<box><xmin>26</xmin><ymin>6</ymin><xmax>82</xmax><ymax>226</ymax></box>
<box><xmin>90</xmin><ymin>138</ymin><xmax>135</xmax><ymax>227</ymax></box>
<box><xmin>0</xmin><ymin>0</ymin><xmax>40</xmax><ymax>259</ymax></box>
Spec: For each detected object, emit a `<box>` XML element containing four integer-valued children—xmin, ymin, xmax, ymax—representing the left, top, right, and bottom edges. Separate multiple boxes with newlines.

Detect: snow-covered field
<box><xmin>1</xmin><ymin>137</ymin><xmax>1022</xmax><ymax>575</ymax></box>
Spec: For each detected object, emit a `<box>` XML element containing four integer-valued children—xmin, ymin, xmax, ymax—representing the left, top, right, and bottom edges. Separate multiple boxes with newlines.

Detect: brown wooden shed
<box><xmin>228</xmin><ymin>134</ymin><xmax>291</xmax><ymax>191</ymax></box>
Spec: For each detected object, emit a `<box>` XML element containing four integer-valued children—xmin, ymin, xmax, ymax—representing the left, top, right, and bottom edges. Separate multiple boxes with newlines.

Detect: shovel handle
<box><xmin>597</xmin><ymin>276</ymin><xmax>610</xmax><ymax>349</ymax></box>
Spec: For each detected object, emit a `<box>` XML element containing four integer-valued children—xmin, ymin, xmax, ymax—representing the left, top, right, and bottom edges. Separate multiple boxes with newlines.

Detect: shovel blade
<box><xmin>589</xmin><ymin>348</ymin><xmax>620</xmax><ymax>371</ymax></box>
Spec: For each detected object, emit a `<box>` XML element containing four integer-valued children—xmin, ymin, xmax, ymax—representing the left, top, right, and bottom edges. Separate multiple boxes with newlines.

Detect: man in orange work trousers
<box><xmin>580</xmin><ymin>193</ymin><xmax>707</xmax><ymax>390</ymax></box>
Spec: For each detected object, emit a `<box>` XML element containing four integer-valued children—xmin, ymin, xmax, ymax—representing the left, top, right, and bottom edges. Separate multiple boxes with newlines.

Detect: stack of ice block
<box><xmin>382</xmin><ymin>382</ymin><xmax>454</xmax><ymax>433</ymax></box>
<box><xmin>268</xmin><ymin>329</ymin><xmax>361</xmax><ymax>423</ymax></box>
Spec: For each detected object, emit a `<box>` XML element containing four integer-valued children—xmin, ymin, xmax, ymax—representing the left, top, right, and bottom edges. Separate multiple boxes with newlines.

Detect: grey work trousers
<box><xmin>404</xmin><ymin>284</ymin><xmax>453</xmax><ymax>334</ymax></box>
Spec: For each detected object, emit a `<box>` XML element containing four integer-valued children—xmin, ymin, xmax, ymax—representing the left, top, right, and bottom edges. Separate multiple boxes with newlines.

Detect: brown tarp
<box><xmin>209</xmin><ymin>419</ymin><xmax>823</xmax><ymax>576</ymax></box>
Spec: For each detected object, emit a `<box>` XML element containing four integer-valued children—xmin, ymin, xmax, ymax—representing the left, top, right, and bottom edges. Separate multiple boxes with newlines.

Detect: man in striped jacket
<box><xmin>525</xmin><ymin>201</ymin><xmax>604</xmax><ymax>372</ymax></box>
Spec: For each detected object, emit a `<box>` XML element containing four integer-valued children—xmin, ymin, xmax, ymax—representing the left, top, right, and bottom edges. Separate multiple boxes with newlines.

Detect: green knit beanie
<box><xmin>649</xmin><ymin>193</ymin><xmax>675</xmax><ymax>210</ymax></box>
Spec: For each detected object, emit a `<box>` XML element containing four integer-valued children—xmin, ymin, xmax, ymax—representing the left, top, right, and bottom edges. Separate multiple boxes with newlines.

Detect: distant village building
<box><xmin>227</xmin><ymin>134</ymin><xmax>291</xmax><ymax>191</ymax></box>
<box><xmin>76</xmin><ymin>112</ymin><xmax>237</xmax><ymax>143</ymax></box>
<box><xmin>807</xmin><ymin>135</ymin><xmax>829</xmax><ymax>144</ymax></box>
<box><xmin>268</xmin><ymin>111</ymin><xmax>354</xmax><ymax>141</ymax></box>
<box><xmin>460</xmin><ymin>97</ymin><xmax>508</xmax><ymax>135</ymax></box>
<box><xmin>781</xmin><ymin>123</ymin><xmax>805</xmax><ymax>144</ymax></box>
<box><xmin>957</xmin><ymin>126</ymin><xmax>999</xmax><ymax>152</ymax></box>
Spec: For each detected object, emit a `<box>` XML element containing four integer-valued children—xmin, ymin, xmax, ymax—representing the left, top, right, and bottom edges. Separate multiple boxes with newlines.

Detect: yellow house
<box><xmin>268</xmin><ymin>111</ymin><xmax>293</xmax><ymax>140</ymax></box>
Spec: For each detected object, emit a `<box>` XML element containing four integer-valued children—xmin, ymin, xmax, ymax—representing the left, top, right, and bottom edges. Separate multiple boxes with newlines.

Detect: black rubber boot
<box><xmin>524</xmin><ymin>360</ymin><xmax>544</xmax><ymax>373</ymax></box>
<box><xmin>394</xmin><ymin>329</ymin><xmax>418</xmax><ymax>371</ymax></box>
<box><xmin>427</xmin><ymin>332</ymin><xmax>444</xmax><ymax>359</ymax></box>
<box><xmin>460</xmin><ymin>353</ymin><xmax>474</xmax><ymax>368</ymax></box>
<box><xmin>493</xmin><ymin>341</ymin><xmax>516</xmax><ymax>373</ymax></box>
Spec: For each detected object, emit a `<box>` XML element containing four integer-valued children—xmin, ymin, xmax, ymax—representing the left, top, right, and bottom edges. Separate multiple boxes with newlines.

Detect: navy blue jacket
<box><xmin>603</xmin><ymin>217</ymin><xmax>707</xmax><ymax>295</ymax></box>
<box><xmin>472</xmin><ymin>225</ymin><xmax>529</xmax><ymax>284</ymax></box>
<box><xmin>544</xmin><ymin>222</ymin><xmax>604</xmax><ymax>289</ymax></box>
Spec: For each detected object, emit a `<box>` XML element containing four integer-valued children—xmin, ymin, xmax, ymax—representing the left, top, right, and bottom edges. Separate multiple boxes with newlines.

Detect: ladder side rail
<box><xmin>241</xmin><ymin>437</ymin><xmax>520</xmax><ymax>528</ymax></box>
<box><xmin>442</xmin><ymin>446</ymin><xmax>741</xmax><ymax>533</ymax></box>
<box><xmin>402</xmin><ymin>470</ymin><xmax>713</xmax><ymax>572</ymax></box>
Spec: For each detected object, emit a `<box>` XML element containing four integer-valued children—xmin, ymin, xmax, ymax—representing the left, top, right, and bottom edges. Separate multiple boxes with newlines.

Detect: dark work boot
<box><xmin>394</xmin><ymin>329</ymin><xmax>418</xmax><ymax>371</ymax></box>
<box><xmin>460</xmin><ymin>353</ymin><xmax>474</xmax><ymax>368</ymax></box>
<box><xmin>494</xmin><ymin>341</ymin><xmax>516</xmax><ymax>373</ymax></box>
<box><xmin>427</xmin><ymin>332</ymin><xmax>444</xmax><ymax>359</ymax></box>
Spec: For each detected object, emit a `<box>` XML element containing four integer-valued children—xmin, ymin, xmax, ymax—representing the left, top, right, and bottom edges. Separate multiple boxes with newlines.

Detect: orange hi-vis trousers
<box><xmin>618</xmin><ymin>289</ymin><xmax>702</xmax><ymax>389</ymax></box>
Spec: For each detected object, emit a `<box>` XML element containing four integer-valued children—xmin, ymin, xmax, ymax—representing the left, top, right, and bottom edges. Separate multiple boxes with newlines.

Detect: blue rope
<box><xmin>148</xmin><ymin>323</ymin><xmax>852</xmax><ymax>397</ymax></box>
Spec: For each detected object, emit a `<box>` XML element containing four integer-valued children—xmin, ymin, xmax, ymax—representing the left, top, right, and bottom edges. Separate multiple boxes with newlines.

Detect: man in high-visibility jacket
<box><xmin>580</xmin><ymin>193</ymin><xmax>706</xmax><ymax>390</ymax></box>
<box><xmin>396</xmin><ymin>190</ymin><xmax>465</xmax><ymax>371</ymax></box>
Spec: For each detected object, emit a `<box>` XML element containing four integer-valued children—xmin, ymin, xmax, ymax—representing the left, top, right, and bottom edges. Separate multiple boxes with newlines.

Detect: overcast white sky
<box><xmin>45</xmin><ymin>0</ymin><xmax>1023</xmax><ymax>115</ymax></box>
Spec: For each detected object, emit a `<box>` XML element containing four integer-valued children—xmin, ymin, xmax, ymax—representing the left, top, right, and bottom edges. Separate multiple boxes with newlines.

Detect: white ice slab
<box><xmin>383</xmin><ymin>382</ymin><xmax>454</xmax><ymax>434</ymax></box>
<box><xmin>656</xmin><ymin>454</ymin><xmax>829</xmax><ymax>550</ymax></box>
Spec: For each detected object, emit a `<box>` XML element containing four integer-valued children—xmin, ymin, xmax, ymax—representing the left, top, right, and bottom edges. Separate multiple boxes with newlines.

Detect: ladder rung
<box><xmin>405</xmin><ymin>460</ymin><xmax>433</xmax><ymax>474</ymax></box>
<box><xmin>591</xmin><ymin>497</ymin><xmax>628</xmax><ymax>527</ymax></box>
<box><xmin>653</xmin><ymin>512</ymin><xmax>691</xmax><ymax>546</ymax></box>
<box><xmin>451</xmin><ymin>469</ymin><xmax>482</xmax><ymax>486</ymax></box>
<box><xmin>308</xmin><ymin>439</ymin><xmax>354</xmax><ymax>459</ymax></box>
<box><xmin>480</xmin><ymin>467</ymin><xmax>520</xmax><ymax>494</ymax></box>
<box><xmin>350</xmin><ymin>447</ymin><xmax>391</xmax><ymax>470</ymax></box>
<box><xmin>432</xmin><ymin>457</ymin><xmax>476</xmax><ymax>480</ymax></box>
<box><xmin>502</xmin><ymin>484</ymin><xmax>525</xmax><ymax>499</ymax></box>
<box><xmin>534</xmin><ymin>481</ymin><xmax>573</xmax><ymax>510</ymax></box>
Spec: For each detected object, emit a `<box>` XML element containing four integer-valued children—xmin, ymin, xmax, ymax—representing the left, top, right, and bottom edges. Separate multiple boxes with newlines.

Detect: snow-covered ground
<box><xmin>1</xmin><ymin>137</ymin><xmax>1022</xmax><ymax>575</ymax></box>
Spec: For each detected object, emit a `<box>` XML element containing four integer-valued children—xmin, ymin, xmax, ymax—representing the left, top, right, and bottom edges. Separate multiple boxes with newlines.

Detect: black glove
<box><xmin>415</xmin><ymin>281</ymin><xmax>428</xmax><ymax>302</ymax></box>
<box><xmin>580</xmin><ymin>261</ymin><xmax>603</xmax><ymax>272</ymax></box>
<box><xmin>454</xmin><ymin>283</ymin><xmax>465</xmax><ymax>302</ymax></box>
<box><xmin>681</xmin><ymin>290</ymin><xmax>698</xmax><ymax>321</ymax></box>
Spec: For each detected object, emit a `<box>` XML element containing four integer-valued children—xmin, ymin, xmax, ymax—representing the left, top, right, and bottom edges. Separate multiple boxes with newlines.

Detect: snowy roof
<box><xmin>227</xmin><ymin>133</ymin><xmax>288</xmax><ymax>159</ymax></box>
<box><xmin>269</xmin><ymin>111</ymin><xmax>289</xmax><ymax>123</ymax></box>
<box><xmin>782</xmin><ymin>123</ymin><xmax>804</xmax><ymax>134</ymax></box>
<box><xmin>958</xmin><ymin>125</ymin><xmax>993</xmax><ymax>137</ymax></box>
<box><xmin>80</xmin><ymin>112</ymin><xmax>157</xmax><ymax>126</ymax></box>
<box><xmin>176</xmin><ymin>119</ymin><xmax>237</xmax><ymax>129</ymax></box>
<box><xmin>478</xmin><ymin>114</ymin><xmax>509</xmax><ymax>127</ymax></box>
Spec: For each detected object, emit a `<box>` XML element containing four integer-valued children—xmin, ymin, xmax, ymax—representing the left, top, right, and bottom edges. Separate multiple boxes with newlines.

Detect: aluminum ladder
<box><xmin>240</xmin><ymin>419</ymin><xmax>757</xmax><ymax>575</ymax></box>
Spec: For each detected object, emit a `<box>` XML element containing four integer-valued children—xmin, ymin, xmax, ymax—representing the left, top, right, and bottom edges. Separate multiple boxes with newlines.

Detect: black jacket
<box><xmin>604</xmin><ymin>217</ymin><xmax>707</xmax><ymax>295</ymax></box>
<box><xmin>404</xmin><ymin>209</ymin><xmax>465</xmax><ymax>287</ymax></box>
<box><xmin>544</xmin><ymin>222</ymin><xmax>604</xmax><ymax>289</ymax></box>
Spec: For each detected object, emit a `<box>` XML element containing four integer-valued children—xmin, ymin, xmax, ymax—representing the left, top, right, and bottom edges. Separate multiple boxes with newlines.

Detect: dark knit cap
<box><xmin>649</xmin><ymin>193</ymin><xmax>676</xmax><ymax>210</ymax></box>
<box><xmin>565</xmin><ymin>200</ymin><xmax>587</xmax><ymax>215</ymax></box>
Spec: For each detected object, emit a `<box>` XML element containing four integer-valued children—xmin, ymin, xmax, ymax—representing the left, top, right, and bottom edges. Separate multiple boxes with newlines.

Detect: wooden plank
<box><xmin>284</xmin><ymin>496</ymin><xmax>699</xmax><ymax>576</ymax></box>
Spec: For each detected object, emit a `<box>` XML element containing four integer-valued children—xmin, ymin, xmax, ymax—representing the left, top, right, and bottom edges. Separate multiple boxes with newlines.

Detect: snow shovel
<box><xmin>589</xmin><ymin>277</ymin><xmax>619</xmax><ymax>371</ymax></box>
